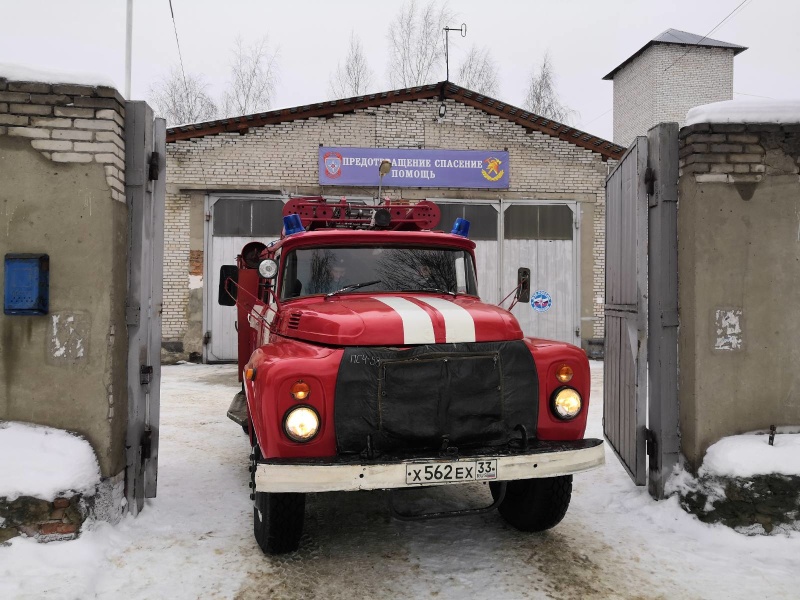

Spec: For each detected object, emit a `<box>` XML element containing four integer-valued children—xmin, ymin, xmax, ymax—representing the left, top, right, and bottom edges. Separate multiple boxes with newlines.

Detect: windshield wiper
<box><xmin>403</xmin><ymin>287</ymin><xmax>457</xmax><ymax>296</ymax></box>
<box><xmin>326</xmin><ymin>280</ymin><xmax>382</xmax><ymax>297</ymax></box>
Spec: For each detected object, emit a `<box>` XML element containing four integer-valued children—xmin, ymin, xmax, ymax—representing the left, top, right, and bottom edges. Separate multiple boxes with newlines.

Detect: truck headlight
<box><xmin>283</xmin><ymin>406</ymin><xmax>320</xmax><ymax>442</ymax></box>
<box><xmin>552</xmin><ymin>387</ymin><xmax>582</xmax><ymax>420</ymax></box>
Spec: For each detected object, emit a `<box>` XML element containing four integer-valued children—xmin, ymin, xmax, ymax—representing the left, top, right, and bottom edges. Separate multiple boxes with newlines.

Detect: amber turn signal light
<box><xmin>291</xmin><ymin>380</ymin><xmax>310</xmax><ymax>400</ymax></box>
<box><xmin>245</xmin><ymin>367</ymin><xmax>256</xmax><ymax>381</ymax></box>
<box><xmin>556</xmin><ymin>364</ymin><xmax>573</xmax><ymax>383</ymax></box>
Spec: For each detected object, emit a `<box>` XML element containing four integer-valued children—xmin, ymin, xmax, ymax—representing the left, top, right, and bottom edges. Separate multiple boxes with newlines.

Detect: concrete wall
<box><xmin>164</xmin><ymin>97</ymin><xmax>614</xmax><ymax>360</ymax></box>
<box><xmin>613</xmin><ymin>45</ymin><xmax>735</xmax><ymax>147</ymax></box>
<box><xmin>0</xmin><ymin>78</ymin><xmax>127</xmax><ymax>477</ymax></box>
<box><xmin>677</xmin><ymin>122</ymin><xmax>800</xmax><ymax>469</ymax></box>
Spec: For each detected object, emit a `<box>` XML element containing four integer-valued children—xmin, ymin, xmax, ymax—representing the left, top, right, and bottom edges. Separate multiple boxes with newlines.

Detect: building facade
<box><xmin>163</xmin><ymin>82</ymin><xmax>623</xmax><ymax>362</ymax></box>
<box><xmin>605</xmin><ymin>29</ymin><xmax>747</xmax><ymax>147</ymax></box>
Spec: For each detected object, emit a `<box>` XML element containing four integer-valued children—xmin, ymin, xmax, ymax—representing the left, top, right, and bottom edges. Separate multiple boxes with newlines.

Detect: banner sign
<box><xmin>319</xmin><ymin>147</ymin><xmax>510</xmax><ymax>189</ymax></box>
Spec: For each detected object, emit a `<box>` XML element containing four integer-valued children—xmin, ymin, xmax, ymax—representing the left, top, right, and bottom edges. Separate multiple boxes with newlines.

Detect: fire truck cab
<box><xmin>219</xmin><ymin>197</ymin><xmax>604</xmax><ymax>554</ymax></box>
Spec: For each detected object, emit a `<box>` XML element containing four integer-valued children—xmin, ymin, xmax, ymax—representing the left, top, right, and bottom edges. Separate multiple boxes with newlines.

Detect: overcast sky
<box><xmin>1</xmin><ymin>0</ymin><xmax>797</xmax><ymax>141</ymax></box>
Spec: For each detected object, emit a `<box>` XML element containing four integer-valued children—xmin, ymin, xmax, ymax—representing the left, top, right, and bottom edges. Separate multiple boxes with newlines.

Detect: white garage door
<box><xmin>502</xmin><ymin>202</ymin><xmax>579</xmax><ymax>345</ymax></box>
<box><xmin>204</xmin><ymin>195</ymin><xmax>285</xmax><ymax>362</ymax></box>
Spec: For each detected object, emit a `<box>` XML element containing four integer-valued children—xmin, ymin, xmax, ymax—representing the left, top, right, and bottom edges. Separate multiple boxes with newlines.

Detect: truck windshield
<box><xmin>280</xmin><ymin>246</ymin><xmax>479</xmax><ymax>299</ymax></box>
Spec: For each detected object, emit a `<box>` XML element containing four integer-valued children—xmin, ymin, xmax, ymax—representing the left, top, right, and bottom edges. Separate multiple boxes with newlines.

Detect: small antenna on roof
<box><xmin>443</xmin><ymin>23</ymin><xmax>467</xmax><ymax>82</ymax></box>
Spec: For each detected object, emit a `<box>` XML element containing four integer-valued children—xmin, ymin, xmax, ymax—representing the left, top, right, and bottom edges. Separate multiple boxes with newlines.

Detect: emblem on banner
<box><xmin>323</xmin><ymin>151</ymin><xmax>343</xmax><ymax>179</ymax></box>
<box><xmin>531</xmin><ymin>290</ymin><xmax>552</xmax><ymax>312</ymax></box>
<box><xmin>481</xmin><ymin>157</ymin><xmax>505</xmax><ymax>182</ymax></box>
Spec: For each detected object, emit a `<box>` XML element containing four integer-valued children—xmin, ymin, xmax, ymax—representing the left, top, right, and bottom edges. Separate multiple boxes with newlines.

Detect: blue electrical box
<box><xmin>4</xmin><ymin>254</ymin><xmax>50</xmax><ymax>315</ymax></box>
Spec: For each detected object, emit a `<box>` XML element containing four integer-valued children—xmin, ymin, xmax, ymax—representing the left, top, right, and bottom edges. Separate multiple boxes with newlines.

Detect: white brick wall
<box><xmin>165</xmin><ymin>98</ymin><xmax>611</xmax><ymax>346</ymax></box>
<box><xmin>613</xmin><ymin>45</ymin><xmax>735</xmax><ymax>147</ymax></box>
<box><xmin>0</xmin><ymin>80</ymin><xmax>126</xmax><ymax>201</ymax></box>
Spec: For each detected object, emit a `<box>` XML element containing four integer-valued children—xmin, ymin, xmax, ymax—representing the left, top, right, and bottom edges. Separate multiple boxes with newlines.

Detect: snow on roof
<box><xmin>0</xmin><ymin>421</ymin><xmax>101</xmax><ymax>501</ymax></box>
<box><xmin>685</xmin><ymin>99</ymin><xmax>800</xmax><ymax>125</ymax></box>
<box><xmin>0</xmin><ymin>62</ymin><xmax>116</xmax><ymax>88</ymax></box>
<box><xmin>699</xmin><ymin>430</ymin><xmax>800</xmax><ymax>478</ymax></box>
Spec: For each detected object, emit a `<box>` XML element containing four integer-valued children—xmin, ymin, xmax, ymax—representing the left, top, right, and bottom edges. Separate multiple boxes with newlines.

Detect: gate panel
<box><xmin>125</xmin><ymin>102</ymin><xmax>166</xmax><ymax>514</ymax></box>
<box><xmin>604</xmin><ymin>137</ymin><xmax>648</xmax><ymax>486</ymax></box>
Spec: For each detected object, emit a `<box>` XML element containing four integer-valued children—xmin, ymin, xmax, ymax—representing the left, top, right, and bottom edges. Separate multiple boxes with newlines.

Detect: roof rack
<box><xmin>282</xmin><ymin>197</ymin><xmax>441</xmax><ymax>232</ymax></box>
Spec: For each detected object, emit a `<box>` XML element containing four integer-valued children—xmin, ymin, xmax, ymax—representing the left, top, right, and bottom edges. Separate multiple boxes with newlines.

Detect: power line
<box><xmin>167</xmin><ymin>0</ymin><xmax>211</xmax><ymax>193</ymax></box>
<box><xmin>577</xmin><ymin>107</ymin><xmax>612</xmax><ymax>129</ymax></box>
<box><xmin>663</xmin><ymin>0</ymin><xmax>753</xmax><ymax>73</ymax></box>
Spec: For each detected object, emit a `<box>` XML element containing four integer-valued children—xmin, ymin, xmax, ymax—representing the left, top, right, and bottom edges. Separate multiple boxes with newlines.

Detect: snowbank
<box><xmin>0</xmin><ymin>422</ymin><xmax>100</xmax><ymax>501</ymax></box>
<box><xmin>700</xmin><ymin>431</ymin><xmax>800</xmax><ymax>478</ymax></box>
<box><xmin>0</xmin><ymin>63</ymin><xmax>115</xmax><ymax>88</ymax></box>
<box><xmin>686</xmin><ymin>99</ymin><xmax>800</xmax><ymax>126</ymax></box>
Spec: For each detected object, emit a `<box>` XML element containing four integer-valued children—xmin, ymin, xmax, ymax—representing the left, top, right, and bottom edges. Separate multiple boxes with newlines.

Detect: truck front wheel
<box><xmin>490</xmin><ymin>475</ymin><xmax>572</xmax><ymax>532</ymax></box>
<box><xmin>251</xmin><ymin>445</ymin><xmax>305</xmax><ymax>554</ymax></box>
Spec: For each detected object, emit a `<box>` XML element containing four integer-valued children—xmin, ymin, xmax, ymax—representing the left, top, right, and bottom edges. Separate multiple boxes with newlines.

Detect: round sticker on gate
<box><xmin>531</xmin><ymin>290</ymin><xmax>552</xmax><ymax>312</ymax></box>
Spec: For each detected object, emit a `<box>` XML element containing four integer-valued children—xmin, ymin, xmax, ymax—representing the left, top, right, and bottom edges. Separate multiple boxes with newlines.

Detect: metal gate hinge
<box><xmin>205</xmin><ymin>213</ymin><xmax>212</xmax><ymax>222</ymax></box>
<box><xmin>141</xmin><ymin>428</ymin><xmax>152</xmax><ymax>460</ymax></box>
<box><xmin>203</xmin><ymin>331</ymin><xmax>211</xmax><ymax>345</ymax></box>
<box><xmin>645</xmin><ymin>428</ymin><xmax>657</xmax><ymax>458</ymax></box>
<box><xmin>140</xmin><ymin>364</ymin><xmax>153</xmax><ymax>385</ymax></box>
<box><xmin>148</xmin><ymin>151</ymin><xmax>160</xmax><ymax>181</ymax></box>
<box><xmin>126</xmin><ymin>304</ymin><xmax>140</xmax><ymax>327</ymax></box>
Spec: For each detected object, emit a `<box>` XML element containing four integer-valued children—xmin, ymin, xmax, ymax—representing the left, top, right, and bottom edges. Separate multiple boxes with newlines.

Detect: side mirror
<box><xmin>515</xmin><ymin>268</ymin><xmax>531</xmax><ymax>304</ymax></box>
<box><xmin>218</xmin><ymin>265</ymin><xmax>238</xmax><ymax>306</ymax></box>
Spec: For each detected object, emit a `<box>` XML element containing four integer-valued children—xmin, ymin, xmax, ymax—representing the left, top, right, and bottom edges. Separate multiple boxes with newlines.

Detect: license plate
<box><xmin>405</xmin><ymin>459</ymin><xmax>498</xmax><ymax>485</ymax></box>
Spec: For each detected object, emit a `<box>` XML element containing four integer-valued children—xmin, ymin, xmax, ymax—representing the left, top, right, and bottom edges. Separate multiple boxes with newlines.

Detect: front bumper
<box><xmin>255</xmin><ymin>439</ymin><xmax>604</xmax><ymax>493</ymax></box>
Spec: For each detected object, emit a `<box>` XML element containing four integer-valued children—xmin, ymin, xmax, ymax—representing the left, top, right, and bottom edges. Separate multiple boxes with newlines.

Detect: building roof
<box><xmin>603</xmin><ymin>28</ymin><xmax>748</xmax><ymax>80</ymax></box>
<box><xmin>165</xmin><ymin>81</ymin><xmax>625</xmax><ymax>161</ymax></box>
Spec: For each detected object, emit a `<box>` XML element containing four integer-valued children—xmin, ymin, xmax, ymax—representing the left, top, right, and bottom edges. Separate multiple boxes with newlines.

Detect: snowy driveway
<box><xmin>2</xmin><ymin>362</ymin><xmax>798</xmax><ymax>599</ymax></box>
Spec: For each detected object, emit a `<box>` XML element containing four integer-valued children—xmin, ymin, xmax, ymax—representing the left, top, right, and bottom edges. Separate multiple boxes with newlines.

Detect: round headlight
<box><xmin>290</xmin><ymin>380</ymin><xmax>310</xmax><ymax>400</ymax></box>
<box><xmin>555</xmin><ymin>364</ymin><xmax>573</xmax><ymax>383</ymax></box>
<box><xmin>258</xmin><ymin>259</ymin><xmax>278</xmax><ymax>279</ymax></box>
<box><xmin>283</xmin><ymin>406</ymin><xmax>320</xmax><ymax>442</ymax></box>
<box><xmin>552</xmin><ymin>387</ymin><xmax>582</xmax><ymax>420</ymax></box>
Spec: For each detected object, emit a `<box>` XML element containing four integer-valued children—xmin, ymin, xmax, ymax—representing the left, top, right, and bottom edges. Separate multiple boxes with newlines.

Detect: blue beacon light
<box><xmin>451</xmin><ymin>218</ymin><xmax>471</xmax><ymax>238</ymax></box>
<box><xmin>283</xmin><ymin>214</ymin><xmax>306</xmax><ymax>236</ymax></box>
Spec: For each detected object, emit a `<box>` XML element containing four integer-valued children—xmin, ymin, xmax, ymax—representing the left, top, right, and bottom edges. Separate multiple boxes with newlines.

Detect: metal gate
<box><xmin>125</xmin><ymin>102</ymin><xmax>166</xmax><ymax>515</ymax></box>
<box><xmin>604</xmin><ymin>123</ymin><xmax>679</xmax><ymax>498</ymax></box>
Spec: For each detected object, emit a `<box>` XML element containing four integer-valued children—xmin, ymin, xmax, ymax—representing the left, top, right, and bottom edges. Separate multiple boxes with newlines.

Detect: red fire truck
<box><xmin>219</xmin><ymin>197</ymin><xmax>603</xmax><ymax>554</ymax></box>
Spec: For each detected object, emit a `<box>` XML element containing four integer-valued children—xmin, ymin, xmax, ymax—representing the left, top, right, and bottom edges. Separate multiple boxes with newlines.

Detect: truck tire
<box><xmin>490</xmin><ymin>475</ymin><xmax>572</xmax><ymax>532</ymax></box>
<box><xmin>251</xmin><ymin>444</ymin><xmax>305</xmax><ymax>554</ymax></box>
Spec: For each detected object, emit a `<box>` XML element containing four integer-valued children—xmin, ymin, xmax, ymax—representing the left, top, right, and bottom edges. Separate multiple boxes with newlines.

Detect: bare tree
<box><xmin>221</xmin><ymin>37</ymin><xmax>279</xmax><ymax>117</ymax></box>
<box><xmin>523</xmin><ymin>52</ymin><xmax>577</xmax><ymax>124</ymax></box>
<box><xmin>148</xmin><ymin>66</ymin><xmax>217</xmax><ymax>126</ymax></box>
<box><xmin>456</xmin><ymin>45</ymin><xmax>498</xmax><ymax>96</ymax></box>
<box><xmin>387</xmin><ymin>0</ymin><xmax>454</xmax><ymax>87</ymax></box>
<box><xmin>329</xmin><ymin>33</ymin><xmax>374</xmax><ymax>98</ymax></box>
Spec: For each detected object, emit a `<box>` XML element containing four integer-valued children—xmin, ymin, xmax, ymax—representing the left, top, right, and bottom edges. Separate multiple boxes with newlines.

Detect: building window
<box><xmin>213</xmin><ymin>199</ymin><xmax>285</xmax><ymax>236</ymax></box>
<box><xmin>503</xmin><ymin>205</ymin><xmax>573</xmax><ymax>240</ymax></box>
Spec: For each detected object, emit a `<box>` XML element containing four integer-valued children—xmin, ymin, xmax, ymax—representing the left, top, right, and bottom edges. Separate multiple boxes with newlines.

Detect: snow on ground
<box><xmin>685</xmin><ymin>99</ymin><xmax>800</xmax><ymax>125</ymax></box>
<box><xmin>700</xmin><ymin>432</ymin><xmax>800</xmax><ymax>478</ymax></box>
<box><xmin>0</xmin><ymin>422</ymin><xmax>100</xmax><ymax>501</ymax></box>
<box><xmin>1</xmin><ymin>361</ymin><xmax>799</xmax><ymax>600</ymax></box>
<box><xmin>0</xmin><ymin>63</ymin><xmax>115</xmax><ymax>87</ymax></box>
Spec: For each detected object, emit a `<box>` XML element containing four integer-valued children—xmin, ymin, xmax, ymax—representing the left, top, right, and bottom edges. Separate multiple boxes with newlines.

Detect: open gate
<box><xmin>604</xmin><ymin>123</ymin><xmax>680</xmax><ymax>498</ymax></box>
<box><xmin>125</xmin><ymin>102</ymin><xmax>166</xmax><ymax>514</ymax></box>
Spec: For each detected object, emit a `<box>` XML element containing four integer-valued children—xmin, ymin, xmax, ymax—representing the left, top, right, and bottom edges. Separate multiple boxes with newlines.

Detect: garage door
<box><xmin>502</xmin><ymin>202</ymin><xmax>579</xmax><ymax>345</ymax></box>
<box><xmin>205</xmin><ymin>195</ymin><xmax>285</xmax><ymax>362</ymax></box>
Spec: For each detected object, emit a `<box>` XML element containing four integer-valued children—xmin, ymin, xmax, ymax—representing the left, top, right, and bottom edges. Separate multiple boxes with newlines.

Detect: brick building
<box><xmin>163</xmin><ymin>81</ymin><xmax>623</xmax><ymax>362</ymax></box>
<box><xmin>604</xmin><ymin>29</ymin><xmax>747</xmax><ymax>147</ymax></box>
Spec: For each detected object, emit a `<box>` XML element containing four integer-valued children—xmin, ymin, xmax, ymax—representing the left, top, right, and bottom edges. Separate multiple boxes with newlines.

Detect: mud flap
<box><xmin>227</xmin><ymin>391</ymin><xmax>248</xmax><ymax>427</ymax></box>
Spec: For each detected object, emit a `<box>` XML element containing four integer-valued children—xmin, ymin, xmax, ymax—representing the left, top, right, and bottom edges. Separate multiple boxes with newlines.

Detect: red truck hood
<box><xmin>278</xmin><ymin>294</ymin><xmax>523</xmax><ymax>346</ymax></box>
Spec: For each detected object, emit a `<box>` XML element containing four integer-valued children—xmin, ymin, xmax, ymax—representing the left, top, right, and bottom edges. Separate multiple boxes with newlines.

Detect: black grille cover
<box><xmin>334</xmin><ymin>341</ymin><xmax>538</xmax><ymax>455</ymax></box>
